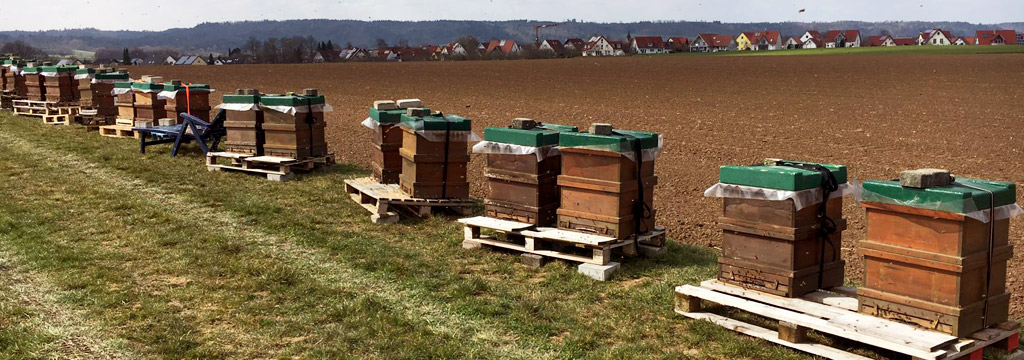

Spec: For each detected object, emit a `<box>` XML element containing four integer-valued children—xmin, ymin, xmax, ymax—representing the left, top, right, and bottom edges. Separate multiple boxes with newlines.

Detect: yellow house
<box><xmin>735</xmin><ymin>32</ymin><xmax>757</xmax><ymax>51</ymax></box>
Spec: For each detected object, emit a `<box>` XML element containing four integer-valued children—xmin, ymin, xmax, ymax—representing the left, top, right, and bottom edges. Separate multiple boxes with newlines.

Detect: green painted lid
<box><xmin>719</xmin><ymin>161</ymin><xmax>849</xmax><ymax>191</ymax></box>
<box><xmin>259</xmin><ymin>94</ymin><xmax>326</xmax><ymax>107</ymax></box>
<box><xmin>40</xmin><ymin>65</ymin><xmax>76</xmax><ymax>74</ymax></box>
<box><xmin>162</xmin><ymin>83</ymin><xmax>210</xmax><ymax>91</ymax></box>
<box><xmin>95</xmin><ymin>72</ymin><xmax>130</xmax><ymax>80</ymax></box>
<box><xmin>484</xmin><ymin>123</ymin><xmax>577</xmax><ymax>147</ymax></box>
<box><xmin>862</xmin><ymin>178</ymin><xmax>1015</xmax><ymax>213</ymax></box>
<box><xmin>131</xmin><ymin>82</ymin><xmax>164</xmax><ymax>91</ymax></box>
<box><xmin>21</xmin><ymin>66</ymin><xmax>41</xmax><ymax>74</ymax></box>
<box><xmin>369</xmin><ymin>107</ymin><xmax>409</xmax><ymax>124</ymax></box>
<box><xmin>222</xmin><ymin>94</ymin><xmax>259</xmax><ymax>104</ymax></box>
<box><xmin>400</xmin><ymin>113</ymin><xmax>472</xmax><ymax>131</ymax></box>
<box><xmin>558</xmin><ymin>129</ymin><xmax>659</xmax><ymax>152</ymax></box>
<box><xmin>76</xmin><ymin>68</ymin><xmax>95</xmax><ymax>75</ymax></box>
<box><xmin>114</xmin><ymin>81</ymin><xmax>133</xmax><ymax>89</ymax></box>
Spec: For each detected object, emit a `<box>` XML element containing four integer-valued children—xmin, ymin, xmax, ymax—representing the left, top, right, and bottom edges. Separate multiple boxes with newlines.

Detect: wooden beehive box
<box><xmin>162</xmin><ymin>81</ymin><xmax>212</xmax><ymax>123</ymax></box>
<box><xmin>397</xmin><ymin>112</ymin><xmax>471</xmax><ymax>199</ymax></box>
<box><xmin>259</xmin><ymin>92</ymin><xmax>328</xmax><ymax>160</ymax></box>
<box><xmin>368</xmin><ymin>103</ymin><xmax>406</xmax><ymax>184</ymax></box>
<box><xmin>222</xmin><ymin>90</ymin><xmax>264</xmax><ymax>155</ymax></box>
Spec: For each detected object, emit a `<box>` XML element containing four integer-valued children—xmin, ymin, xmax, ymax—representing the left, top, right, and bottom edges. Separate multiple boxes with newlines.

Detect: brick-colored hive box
<box><xmin>131</xmin><ymin>81</ymin><xmax>167</xmax><ymax>122</ymax></box>
<box><xmin>365</xmin><ymin>100</ymin><xmax>409</xmax><ymax>184</ymax></box>
<box><xmin>555</xmin><ymin>126</ymin><xmax>659</xmax><ymax>240</ymax></box>
<box><xmin>162</xmin><ymin>81</ymin><xmax>212</xmax><ymax>123</ymax></box>
<box><xmin>21</xmin><ymin>66</ymin><xmax>45</xmax><ymax>101</ymax></box>
<box><xmin>397</xmin><ymin>111</ymin><xmax>472</xmax><ymax>199</ymax></box>
<box><xmin>114</xmin><ymin>81</ymin><xmax>136</xmax><ymax>121</ymax></box>
<box><xmin>258</xmin><ymin>90</ymin><xmax>329</xmax><ymax>160</ymax></box>
<box><xmin>90</xmin><ymin>71</ymin><xmax>129</xmax><ymax>117</ymax></box>
<box><xmin>478</xmin><ymin>121</ymin><xmax>578</xmax><ymax>226</ymax></box>
<box><xmin>858</xmin><ymin>176</ymin><xmax>1017</xmax><ymax>336</ymax></box>
<box><xmin>39</xmin><ymin>65</ymin><xmax>78</xmax><ymax>103</ymax></box>
<box><xmin>712</xmin><ymin>161</ymin><xmax>849</xmax><ymax>297</ymax></box>
<box><xmin>222</xmin><ymin>89</ymin><xmax>264</xmax><ymax>155</ymax></box>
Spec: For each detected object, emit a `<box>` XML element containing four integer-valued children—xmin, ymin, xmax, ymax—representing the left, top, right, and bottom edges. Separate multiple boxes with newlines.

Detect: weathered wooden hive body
<box><xmin>397</xmin><ymin>111</ymin><xmax>472</xmax><ymax>199</ymax></box>
<box><xmin>258</xmin><ymin>90</ymin><xmax>328</xmax><ymax>160</ymax></box>
<box><xmin>162</xmin><ymin>81</ymin><xmax>212</xmax><ymax>123</ymax></box>
<box><xmin>858</xmin><ymin>176</ymin><xmax>1016</xmax><ymax>336</ymax></box>
<box><xmin>222</xmin><ymin>90</ymin><xmax>264</xmax><ymax>155</ymax></box>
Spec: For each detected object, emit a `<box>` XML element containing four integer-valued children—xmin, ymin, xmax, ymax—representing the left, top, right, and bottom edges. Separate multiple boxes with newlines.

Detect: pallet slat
<box><xmin>678</xmin><ymin>312</ymin><xmax>873</xmax><ymax>360</ymax></box>
<box><xmin>206</xmin><ymin>152</ymin><xmax>333</xmax><ymax>182</ymax></box>
<box><xmin>344</xmin><ymin>177</ymin><xmax>474</xmax><ymax>223</ymax></box>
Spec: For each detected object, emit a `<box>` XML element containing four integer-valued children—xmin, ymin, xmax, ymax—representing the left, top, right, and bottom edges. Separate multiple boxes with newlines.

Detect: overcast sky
<box><xmin>1</xmin><ymin>0</ymin><xmax>1020</xmax><ymax>31</ymax></box>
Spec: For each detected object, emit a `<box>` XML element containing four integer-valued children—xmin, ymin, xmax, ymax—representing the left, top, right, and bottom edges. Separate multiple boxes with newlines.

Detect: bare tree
<box><xmin>375</xmin><ymin>38</ymin><xmax>388</xmax><ymax>49</ymax></box>
<box><xmin>0</xmin><ymin>40</ymin><xmax>46</xmax><ymax>59</ymax></box>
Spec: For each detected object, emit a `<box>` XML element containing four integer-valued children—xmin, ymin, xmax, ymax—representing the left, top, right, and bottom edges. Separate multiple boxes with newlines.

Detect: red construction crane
<box><xmin>534</xmin><ymin>22</ymin><xmax>565</xmax><ymax>47</ymax></box>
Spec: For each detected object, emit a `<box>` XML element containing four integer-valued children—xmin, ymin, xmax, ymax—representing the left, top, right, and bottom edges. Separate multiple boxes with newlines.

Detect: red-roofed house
<box><xmin>800</xmin><ymin>31</ymin><xmax>822</xmax><ymax>44</ymax></box>
<box><xmin>666</xmin><ymin>37</ymin><xmax>690</xmax><ymax>52</ymax></box>
<box><xmin>538</xmin><ymin>39</ymin><xmax>566</xmax><ymax>57</ymax></box>
<box><xmin>564</xmin><ymin>38</ymin><xmax>585</xmax><ymax>51</ymax></box>
<box><xmin>690</xmin><ymin>33</ymin><xmax>733</xmax><ymax>52</ymax></box>
<box><xmin>608</xmin><ymin>40</ymin><xmax>628</xmax><ymax>55</ymax></box>
<box><xmin>630</xmin><ymin>36</ymin><xmax>668</xmax><ymax>54</ymax></box>
<box><xmin>752</xmin><ymin>31</ymin><xmax>782</xmax><ymax>51</ymax></box>
<box><xmin>917</xmin><ymin>29</ymin><xmax>953</xmax><ymax>45</ymax></box>
<box><xmin>582</xmin><ymin>35</ymin><xmax>625</xmax><ymax>56</ymax></box>
<box><xmin>864</xmin><ymin>35</ymin><xmax>896</xmax><ymax>47</ymax></box>
<box><xmin>952</xmin><ymin>36</ymin><xmax>975</xmax><ymax>46</ymax></box>
<box><xmin>440</xmin><ymin>42</ymin><xmax>468</xmax><ymax>58</ymax></box>
<box><xmin>485</xmin><ymin>40</ymin><xmax>523</xmax><ymax>57</ymax></box>
<box><xmin>803</xmin><ymin>37</ymin><xmax>823</xmax><ymax>49</ymax></box>
<box><xmin>823</xmin><ymin>30</ymin><xmax>861</xmax><ymax>48</ymax></box>
<box><xmin>892</xmin><ymin>38</ymin><xmax>917</xmax><ymax>46</ymax></box>
<box><xmin>975</xmin><ymin>30</ymin><xmax>1017</xmax><ymax>45</ymax></box>
<box><xmin>783</xmin><ymin>36</ymin><xmax>802</xmax><ymax>49</ymax></box>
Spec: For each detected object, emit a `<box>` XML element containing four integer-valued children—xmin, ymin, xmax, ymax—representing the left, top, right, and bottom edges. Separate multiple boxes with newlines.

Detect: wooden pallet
<box><xmin>459</xmin><ymin>216</ymin><xmax>667</xmax><ymax>280</ymax></box>
<box><xmin>75</xmin><ymin>110</ymin><xmax>116</xmax><ymax>131</ymax></box>
<box><xmin>675</xmin><ymin>280</ymin><xmax>1021</xmax><ymax>360</ymax></box>
<box><xmin>13</xmin><ymin>100</ymin><xmax>79</xmax><ymax>118</ymax></box>
<box><xmin>98</xmin><ymin>125</ymin><xmax>139</xmax><ymax>139</ymax></box>
<box><xmin>344</xmin><ymin>176</ymin><xmax>475</xmax><ymax>224</ymax></box>
<box><xmin>206</xmin><ymin>152</ymin><xmax>335</xmax><ymax>182</ymax></box>
<box><xmin>0</xmin><ymin>92</ymin><xmax>19</xmax><ymax>110</ymax></box>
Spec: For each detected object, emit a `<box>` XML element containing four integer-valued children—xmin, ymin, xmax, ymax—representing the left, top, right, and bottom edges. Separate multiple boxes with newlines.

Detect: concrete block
<box><xmin>406</xmin><ymin>107</ymin><xmax>430</xmax><ymax>117</ymax></box>
<box><xmin>899</xmin><ymin>168</ymin><xmax>953</xmax><ymax>189</ymax></box>
<box><xmin>373</xmin><ymin>100</ymin><xmax>398</xmax><ymax>111</ymax></box>
<box><xmin>589</xmin><ymin>123</ymin><xmax>614</xmax><ymax>135</ymax></box>
<box><xmin>638</xmin><ymin>244</ymin><xmax>667</xmax><ymax>258</ymax></box>
<box><xmin>141</xmin><ymin>75</ymin><xmax>163</xmax><ymax>83</ymax></box>
<box><xmin>303</xmin><ymin>88</ymin><xmax>319</xmax><ymax>96</ymax></box>
<box><xmin>134</xmin><ymin>120</ymin><xmax>153</xmax><ymax>128</ymax></box>
<box><xmin>166</xmin><ymin>79</ymin><xmax>182</xmax><ymax>86</ymax></box>
<box><xmin>511</xmin><ymin>118</ymin><xmax>537</xmax><ymax>130</ymax></box>
<box><xmin>763</xmin><ymin>158</ymin><xmax>783</xmax><ymax>166</ymax></box>
<box><xmin>157</xmin><ymin>118</ymin><xmax>175</xmax><ymax>126</ymax></box>
<box><xmin>520</xmin><ymin>253</ymin><xmax>547</xmax><ymax>268</ymax></box>
<box><xmin>238</xmin><ymin>89</ymin><xmax>259</xmax><ymax>95</ymax></box>
<box><xmin>461</xmin><ymin>240</ymin><xmax>483</xmax><ymax>250</ymax></box>
<box><xmin>396</xmin><ymin>99</ymin><xmax>422</xmax><ymax>109</ymax></box>
<box><xmin>577</xmin><ymin>262</ymin><xmax>620</xmax><ymax>281</ymax></box>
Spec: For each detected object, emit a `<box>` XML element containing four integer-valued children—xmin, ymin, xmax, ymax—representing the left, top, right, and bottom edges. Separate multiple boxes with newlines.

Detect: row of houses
<box><xmin>685</xmin><ymin>28</ymin><xmax>1022</xmax><ymax>53</ymax></box>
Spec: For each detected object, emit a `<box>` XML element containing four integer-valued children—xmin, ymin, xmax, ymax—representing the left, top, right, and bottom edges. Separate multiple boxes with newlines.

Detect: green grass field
<box><xmin>0</xmin><ymin>111</ymin><xmax>1013</xmax><ymax>359</ymax></box>
<box><xmin>673</xmin><ymin>45</ymin><xmax>1024</xmax><ymax>57</ymax></box>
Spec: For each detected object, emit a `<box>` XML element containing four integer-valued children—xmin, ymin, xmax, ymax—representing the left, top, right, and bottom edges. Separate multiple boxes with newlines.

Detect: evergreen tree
<box><xmin>122</xmin><ymin>48</ymin><xmax>130</xmax><ymax>64</ymax></box>
<box><xmin>326</xmin><ymin>40</ymin><xmax>334</xmax><ymax>50</ymax></box>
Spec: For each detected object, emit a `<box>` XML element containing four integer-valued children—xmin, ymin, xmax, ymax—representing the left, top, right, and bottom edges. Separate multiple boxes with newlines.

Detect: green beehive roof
<box><xmin>484</xmin><ymin>123</ymin><xmax>577</xmax><ymax>147</ymax></box>
<box><xmin>222</xmin><ymin>94</ymin><xmax>260</xmax><ymax>104</ymax></box>
<box><xmin>162</xmin><ymin>83</ymin><xmax>210</xmax><ymax>91</ymax></box>
<box><xmin>131</xmin><ymin>82</ymin><xmax>163</xmax><ymax>91</ymax></box>
<box><xmin>862</xmin><ymin>178</ymin><xmax>1015</xmax><ymax>213</ymax></box>
<box><xmin>400</xmin><ymin>113</ymin><xmax>472</xmax><ymax>131</ymax></box>
<box><xmin>558</xmin><ymin>129</ymin><xmax>659</xmax><ymax>152</ymax></box>
<box><xmin>719</xmin><ymin>161</ymin><xmax>848</xmax><ymax>191</ymax></box>
<box><xmin>114</xmin><ymin>81</ymin><xmax>133</xmax><ymax>89</ymax></box>
<box><xmin>76</xmin><ymin>68</ymin><xmax>96</xmax><ymax>75</ymax></box>
<box><xmin>259</xmin><ymin>94</ymin><xmax>326</xmax><ymax>107</ymax></box>
<box><xmin>369</xmin><ymin>107</ymin><xmax>411</xmax><ymax>124</ymax></box>
<box><xmin>20</xmin><ymin>66</ymin><xmax>41</xmax><ymax>74</ymax></box>
<box><xmin>39</xmin><ymin>65</ymin><xmax>76</xmax><ymax>74</ymax></box>
<box><xmin>96</xmin><ymin>72</ymin><xmax>130</xmax><ymax>80</ymax></box>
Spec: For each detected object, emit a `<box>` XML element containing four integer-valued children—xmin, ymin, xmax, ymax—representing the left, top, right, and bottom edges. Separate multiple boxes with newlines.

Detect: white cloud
<box><xmin>1</xmin><ymin>0</ymin><xmax>1020</xmax><ymax>31</ymax></box>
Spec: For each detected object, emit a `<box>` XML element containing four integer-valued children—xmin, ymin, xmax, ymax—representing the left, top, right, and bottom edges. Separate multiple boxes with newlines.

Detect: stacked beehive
<box><xmin>222</xmin><ymin>89</ymin><xmax>264</xmax><ymax>155</ymax></box>
<box><xmin>555</xmin><ymin>124</ymin><xmax>659</xmax><ymax>240</ymax></box>
<box><xmin>258</xmin><ymin>89</ymin><xmax>329</xmax><ymax>160</ymax></box>
<box><xmin>713</xmin><ymin>160</ymin><xmax>848</xmax><ymax>297</ymax></box>
<box><xmin>858</xmin><ymin>170</ymin><xmax>1016</xmax><ymax>336</ymax></box>
<box><xmin>479</xmin><ymin>119</ymin><xmax>578</xmax><ymax>226</ymax></box>
<box><xmin>38</xmin><ymin>65</ymin><xmax>77</xmax><ymax>103</ymax></box>
<box><xmin>367</xmin><ymin>99</ymin><xmax>421</xmax><ymax>184</ymax></box>
<box><xmin>21</xmin><ymin>65</ymin><xmax>45</xmax><ymax>101</ymax></box>
<box><xmin>75</xmin><ymin>67</ymin><xmax>95</xmax><ymax>105</ymax></box>
<box><xmin>114</xmin><ymin>81</ymin><xmax>136</xmax><ymax>123</ymax></box>
<box><xmin>398</xmin><ymin>109</ymin><xmax>472</xmax><ymax>199</ymax></box>
<box><xmin>130</xmin><ymin>76</ymin><xmax>167</xmax><ymax>126</ymax></box>
<box><xmin>162</xmin><ymin>80</ymin><xmax>212</xmax><ymax>123</ymax></box>
<box><xmin>5</xmin><ymin>60</ymin><xmax>28</xmax><ymax>97</ymax></box>
<box><xmin>90</xmin><ymin>71</ymin><xmax>128</xmax><ymax>118</ymax></box>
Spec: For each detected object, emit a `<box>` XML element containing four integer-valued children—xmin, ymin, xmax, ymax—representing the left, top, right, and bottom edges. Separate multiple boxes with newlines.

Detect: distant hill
<box><xmin>1</xmin><ymin>19</ymin><xmax>1021</xmax><ymax>55</ymax></box>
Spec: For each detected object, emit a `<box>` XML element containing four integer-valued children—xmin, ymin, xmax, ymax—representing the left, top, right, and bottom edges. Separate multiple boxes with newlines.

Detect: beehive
<box><xmin>715</xmin><ymin>162</ymin><xmax>849</xmax><ymax>297</ymax></box>
<box><xmin>398</xmin><ymin>112</ymin><xmax>471</xmax><ymax>199</ymax></box>
<box><xmin>556</xmin><ymin>127</ymin><xmax>659</xmax><ymax>240</ymax></box>
<box><xmin>223</xmin><ymin>89</ymin><xmax>264</xmax><ymax>155</ymax></box>
<box><xmin>4</xmin><ymin>60</ymin><xmax>28</xmax><ymax>97</ymax></box>
<box><xmin>258</xmin><ymin>91</ymin><xmax>328</xmax><ymax>160</ymax></box>
<box><xmin>858</xmin><ymin>177</ymin><xmax>1015</xmax><ymax>336</ymax></box>
<box><xmin>75</xmin><ymin>68</ymin><xmax>96</xmax><ymax>105</ymax></box>
<box><xmin>482</xmin><ymin>121</ymin><xmax>578</xmax><ymax>226</ymax></box>
<box><xmin>162</xmin><ymin>81</ymin><xmax>212</xmax><ymax>123</ymax></box>
<box><xmin>367</xmin><ymin>101</ymin><xmax>407</xmax><ymax>184</ymax></box>
<box><xmin>90</xmin><ymin>72</ymin><xmax>128</xmax><ymax>117</ymax></box>
<box><xmin>114</xmin><ymin>81</ymin><xmax>136</xmax><ymax>121</ymax></box>
<box><xmin>39</xmin><ymin>66</ymin><xmax>77</xmax><ymax>103</ymax></box>
<box><xmin>21</xmin><ymin>66</ymin><xmax>45</xmax><ymax>101</ymax></box>
<box><xmin>131</xmin><ymin>82</ymin><xmax>167</xmax><ymax>121</ymax></box>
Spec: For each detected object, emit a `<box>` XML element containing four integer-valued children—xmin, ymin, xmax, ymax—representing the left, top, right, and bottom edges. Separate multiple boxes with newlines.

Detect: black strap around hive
<box><xmin>774</xmin><ymin>160</ymin><xmax>839</xmax><ymax>289</ymax></box>
<box><xmin>440</xmin><ymin>116</ymin><xmax>452</xmax><ymax>199</ymax></box>
<box><xmin>954</xmin><ymin>181</ymin><xmax>996</xmax><ymax>328</ymax></box>
<box><xmin>304</xmin><ymin>98</ymin><xmax>315</xmax><ymax>158</ymax></box>
<box><xmin>625</xmin><ymin>134</ymin><xmax>654</xmax><ymax>239</ymax></box>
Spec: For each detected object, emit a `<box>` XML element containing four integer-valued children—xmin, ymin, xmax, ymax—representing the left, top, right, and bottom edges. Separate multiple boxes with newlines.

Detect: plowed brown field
<box><xmin>158</xmin><ymin>53</ymin><xmax>1024</xmax><ymax>316</ymax></box>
